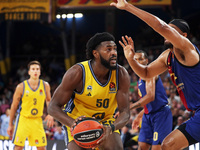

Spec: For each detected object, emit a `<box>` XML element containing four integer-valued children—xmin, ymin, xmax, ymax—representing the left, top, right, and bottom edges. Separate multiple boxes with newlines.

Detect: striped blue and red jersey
<box><xmin>138</xmin><ymin>77</ymin><xmax>168</xmax><ymax>114</ymax></box>
<box><xmin>167</xmin><ymin>46</ymin><xmax>200</xmax><ymax>111</ymax></box>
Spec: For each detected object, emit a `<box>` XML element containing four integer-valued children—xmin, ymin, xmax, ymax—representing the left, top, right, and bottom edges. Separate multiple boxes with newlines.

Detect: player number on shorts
<box><xmin>153</xmin><ymin>132</ymin><xmax>158</xmax><ymax>141</ymax></box>
<box><xmin>42</xmin><ymin>136</ymin><xmax>45</xmax><ymax>143</ymax></box>
<box><xmin>96</xmin><ymin>99</ymin><xmax>109</xmax><ymax>108</ymax></box>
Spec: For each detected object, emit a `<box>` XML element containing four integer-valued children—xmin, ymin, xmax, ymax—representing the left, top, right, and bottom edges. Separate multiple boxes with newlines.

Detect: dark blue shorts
<box><xmin>138</xmin><ymin>105</ymin><xmax>172</xmax><ymax>145</ymax></box>
<box><xmin>181</xmin><ymin>108</ymin><xmax>200</xmax><ymax>143</ymax></box>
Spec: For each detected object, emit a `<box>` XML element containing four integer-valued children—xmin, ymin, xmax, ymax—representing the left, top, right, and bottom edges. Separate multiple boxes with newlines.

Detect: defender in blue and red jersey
<box><xmin>130</xmin><ymin>50</ymin><xmax>172</xmax><ymax>150</ymax></box>
<box><xmin>113</xmin><ymin>0</ymin><xmax>200</xmax><ymax>149</ymax></box>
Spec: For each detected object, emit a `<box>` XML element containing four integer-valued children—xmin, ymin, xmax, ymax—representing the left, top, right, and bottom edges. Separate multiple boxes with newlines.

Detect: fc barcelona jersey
<box><xmin>138</xmin><ymin>77</ymin><xmax>168</xmax><ymax>114</ymax></box>
<box><xmin>64</xmin><ymin>60</ymin><xmax>118</xmax><ymax>122</ymax></box>
<box><xmin>167</xmin><ymin>46</ymin><xmax>200</xmax><ymax>111</ymax></box>
<box><xmin>19</xmin><ymin>80</ymin><xmax>46</xmax><ymax>117</ymax></box>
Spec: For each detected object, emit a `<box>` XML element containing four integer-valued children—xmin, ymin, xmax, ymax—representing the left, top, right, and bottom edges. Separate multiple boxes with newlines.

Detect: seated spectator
<box><xmin>53</xmin><ymin>123</ymin><xmax>64</xmax><ymax>140</ymax></box>
<box><xmin>16</xmin><ymin>65</ymin><xmax>27</xmax><ymax>82</ymax></box>
<box><xmin>0</xmin><ymin>98</ymin><xmax>10</xmax><ymax>114</ymax></box>
<box><xmin>0</xmin><ymin>108</ymin><xmax>10</xmax><ymax>140</ymax></box>
<box><xmin>174</xmin><ymin>116</ymin><xmax>185</xmax><ymax>130</ymax></box>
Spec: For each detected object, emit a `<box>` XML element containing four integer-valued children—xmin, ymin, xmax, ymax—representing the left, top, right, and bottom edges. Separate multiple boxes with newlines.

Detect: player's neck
<box><xmin>91</xmin><ymin>61</ymin><xmax>110</xmax><ymax>84</ymax></box>
<box><xmin>28</xmin><ymin>78</ymin><xmax>39</xmax><ymax>86</ymax></box>
<box><xmin>91</xmin><ymin>60</ymin><xmax>109</xmax><ymax>76</ymax></box>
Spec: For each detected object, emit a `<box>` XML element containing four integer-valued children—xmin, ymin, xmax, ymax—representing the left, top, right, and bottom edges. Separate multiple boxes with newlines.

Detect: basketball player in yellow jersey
<box><xmin>48</xmin><ymin>32</ymin><xmax>130</xmax><ymax>150</ymax></box>
<box><xmin>7</xmin><ymin>61</ymin><xmax>54</xmax><ymax>150</ymax></box>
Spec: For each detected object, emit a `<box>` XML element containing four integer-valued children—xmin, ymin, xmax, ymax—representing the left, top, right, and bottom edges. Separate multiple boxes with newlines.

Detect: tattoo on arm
<box><xmin>130</xmin><ymin>102</ymin><xmax>141</xmax><ymax>110</ymax></box>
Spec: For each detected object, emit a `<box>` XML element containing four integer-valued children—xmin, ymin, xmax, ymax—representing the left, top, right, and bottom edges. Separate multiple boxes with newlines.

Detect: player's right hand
<box><xmin>7</xmin><ymin>125</ymin><xmax>14</xmax><ymax>139</ymax></box>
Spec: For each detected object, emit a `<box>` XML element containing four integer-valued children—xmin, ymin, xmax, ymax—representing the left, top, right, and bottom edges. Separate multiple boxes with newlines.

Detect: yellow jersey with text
<box><xmin>19</xmin><ymin>80</ymin><xmax>46</xmax><ymax>117</ymax></box>
<box><xmin>64</xmin><ymin>60</ymin><xmax>118</xmax><ymax>123</ymax></box>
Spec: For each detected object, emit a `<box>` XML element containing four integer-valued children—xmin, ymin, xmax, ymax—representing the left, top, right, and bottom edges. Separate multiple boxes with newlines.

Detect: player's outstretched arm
<box><xmin>119</xmin><ymin>35</ymin><xmax>168</xmax><ymax>79</ymax></box>
<box><xmin>130</xmin><ymin>77</ymin><xmax>156</xmax><ymax>109</ymax></box>
<box><xmin>111</xmin><ymin>0</ymin><xmax>195</xmax><ymax>54</ymax></box>
<box><xmin>47</xmin><ymin>64</ymin><xmax>83</xmax><ymax>127</ymax></box>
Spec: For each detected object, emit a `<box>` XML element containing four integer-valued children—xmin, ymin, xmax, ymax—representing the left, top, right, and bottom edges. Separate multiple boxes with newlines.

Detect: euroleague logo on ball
<box><xmin>72</xmin><ymin>117</ymin><xmax>103</xmax><ymax>148</ymax></box>
<box><xmin>96</xmin><ymin>131</ymin><xmax>100</xmax><ymax>137</ymax></box>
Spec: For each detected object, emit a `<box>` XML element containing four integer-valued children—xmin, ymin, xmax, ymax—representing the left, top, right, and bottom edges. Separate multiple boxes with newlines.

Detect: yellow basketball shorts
<box><xmin>12</xmin><ymin>114</ymin><xmax>47</xmax><ymax>147</ymax></box>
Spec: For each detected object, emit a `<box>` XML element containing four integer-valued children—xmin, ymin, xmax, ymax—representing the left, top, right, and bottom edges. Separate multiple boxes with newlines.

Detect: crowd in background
<box><xmin>0</xmin><ymin>20</ymin><xmax>200</xmax><ymax>150</ymax></box>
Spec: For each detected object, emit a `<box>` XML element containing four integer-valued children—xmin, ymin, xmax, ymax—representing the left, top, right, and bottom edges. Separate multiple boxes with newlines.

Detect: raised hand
<box><xmin>110</xmin><ymin>0</ymin><xmax>128</xmax><ymax>10</ymax></box>
<box><xmin>119</xmin><ymin>35</ymin><xmax>135</xmax><ymax>60</ymax></box>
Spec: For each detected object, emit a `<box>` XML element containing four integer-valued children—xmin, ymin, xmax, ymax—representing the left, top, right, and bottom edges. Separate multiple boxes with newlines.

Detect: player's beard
<box><xmin>100</xmin><ymin>55</ymin><xmax>117</xmax><ymax>70</ymax></box>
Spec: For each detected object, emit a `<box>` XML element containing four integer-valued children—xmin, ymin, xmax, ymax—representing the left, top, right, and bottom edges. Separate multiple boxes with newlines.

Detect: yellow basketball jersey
<box><xmin>65</xmin><ymin>60</ymin><xmax>118</xmax><ymax>122</ymax></box>
<box><xmin>19</xmin><ymin>80</ymin><xmax>46</xmax><ymax>117</ymax></box>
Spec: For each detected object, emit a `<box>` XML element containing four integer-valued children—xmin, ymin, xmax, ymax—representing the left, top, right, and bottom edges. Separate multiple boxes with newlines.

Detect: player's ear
<box><xmin>93</xmin><ymin>50</ymin><xmax>99</xmax><ymax>58</ymax></box>
<box><xmin>182</xmin><ymin>32</ymin><xmax>187</xmax><ymax>37</ymax></box>
<box><xmin>146</xmin><ymin>58</ymin><xmax>149</xmax><ymax>64</ymax></box>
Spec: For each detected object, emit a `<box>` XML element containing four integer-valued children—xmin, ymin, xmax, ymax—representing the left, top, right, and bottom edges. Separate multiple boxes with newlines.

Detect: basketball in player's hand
<box><xmin>72</xmin><ymin>117</ymin><xmax>103</xmax><ymax>148</ymax></box>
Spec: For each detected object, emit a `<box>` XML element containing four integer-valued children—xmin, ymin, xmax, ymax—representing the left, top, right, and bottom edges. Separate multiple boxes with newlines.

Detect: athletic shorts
<box><xmin>12</xmin><ymin>114</ymin><xmax>47</xmax><ymax>147</ymax></box>
<box><xmin>139</xmin><ymin>105</ymin><xmax>172</xmax><ymax>145</ymax></box>
<box><xmin>63</xmin><ymin>118</ymin><xmax>120</xmax><ymax>146</ymax></box>
<box><xmin>178</xmin><ymin>108</ymin><xmax>200</xmax><ymax>144</ymax></box>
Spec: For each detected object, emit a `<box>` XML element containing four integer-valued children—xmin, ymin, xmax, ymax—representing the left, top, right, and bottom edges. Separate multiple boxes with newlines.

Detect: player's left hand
<box><xmin>45</xmin><ymin>115</ymin><xmax>55</xmax><ymax>128</ymax></box>
<box><xmin>92</xmin><ymin>125</ymin><xmax>112</xmax><ymax>149</ymax></box>
<box><xmin>119</xmin><ymin>35</ymin><xmax>135</xmax><ymax>60</ymax></box>
<box><xmin>110</xmin><ymin>0</ymin><xmax>128</xmax><ymax>10</ymax></box>
<box><xmin>132</xmin><ymin>116</ymin><xmax>140</xmax><ymax>129</ymax></box>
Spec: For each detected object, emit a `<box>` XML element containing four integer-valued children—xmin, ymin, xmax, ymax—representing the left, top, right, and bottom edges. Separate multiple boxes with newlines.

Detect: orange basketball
<box><xmin>72</xmin><ymin>117</ymin><xmax>103</xmax><ymax>148</ymax></box>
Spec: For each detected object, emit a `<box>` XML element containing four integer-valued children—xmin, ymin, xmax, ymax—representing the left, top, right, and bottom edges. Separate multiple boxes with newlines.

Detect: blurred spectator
<box><xmin>121</xmin><ymin>124</ymin><xmax>132</xmax><ymax>149</ymax></box>
<box><xmin>41</xmin><ymin>72</ymin><xmax>51</xmax><ymax>83</ymax></box>
<box><xmin>171</xmin><ymin>107</ymin><xmax>180</xmax><ymax>129</ymax></box>
<box><xmin>168</xmin><ymin>87</ymin><xmax>180</xmax><ymax>107</ymax></box>
<box><xmin>162</xmin><ymin>78</ymin><xmax>171</xmax><ymax>97</ymax></box>
<box><xmin>147</xmin><ymin>49</ymin><xmax>154</xmax><ymax>62</ymax></box>
<box><xmin>0</xmin><ymin>108</ymin><xmax>10</xmax><ymax>140</ymax></box>
<box><xmin>4</xmin><ymin>87</ymin><xmax>13</xmax><ymax>101</ymax></box>
<box><xmin>129</xmin><ymin>72</ymin><xmax>138</xmax><ymax>93</ymax></box>
<box><xmin>16</xmin><ymin>65</ymin><xmax>27</xmax><ymax>82</ymax></box>
<box><xmin>174</xmin><ymin>116</ymin><xmax>185</xmax><ymax>130</ymax></box>
<box><xmin>0</xmin><ymin>98</ymin><xmax>10</xmax><ymax>114</ymax></box>
<box><xmin>123</xmin><ymin>59</ymin><xmax>130</xmax><ymax>70</ymax></box>
<box><xmin>189</xmin><ymin>33</ymin><xmax>198</xmax><ymax>45</ymax></box>
<box><xmin>23</xmin><ymin>41</ymin><xmax>34</xmax><ymax>54</ymax></box>
<box><xmin>53</xmin><ymin>123</ymin><xmax>65</xmax><ymax>140</ymax></box>
<box><xmin>183</xmin><ymin>110</ymin><xmax>192</xmax><ymax>121</ymax></box>
<box><xmin>0</xmin><ymin>82</ymin><xmax>4</xmax><ymax>95</ymax></box>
